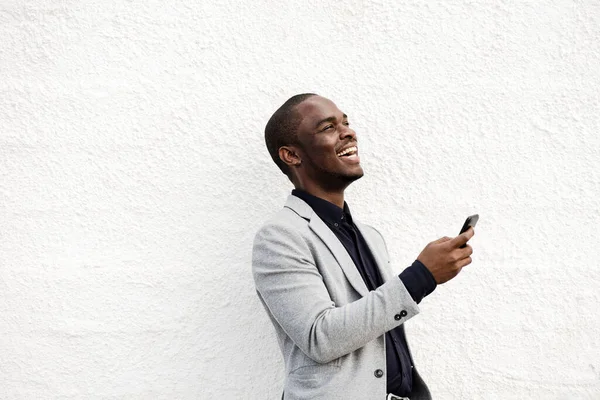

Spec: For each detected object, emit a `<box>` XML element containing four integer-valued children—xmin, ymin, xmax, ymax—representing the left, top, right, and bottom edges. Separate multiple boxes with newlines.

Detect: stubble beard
<box><xmin>306</xmin><ymin>155</ymin><xmax>364</xmax><ymax>192</ymax></box>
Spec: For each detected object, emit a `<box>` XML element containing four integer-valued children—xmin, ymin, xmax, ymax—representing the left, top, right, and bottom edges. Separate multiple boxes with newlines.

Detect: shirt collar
<box><xmin>291</xmin><ymin>189</ymin><xmax>353</xmax><ymax>225</ymax></box>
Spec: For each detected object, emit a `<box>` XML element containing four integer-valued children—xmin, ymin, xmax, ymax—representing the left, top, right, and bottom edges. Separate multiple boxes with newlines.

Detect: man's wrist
<box><xmin>398</xmin><ymin>260</ymin><xmax>437</xmax><ymax>304</ymax></box>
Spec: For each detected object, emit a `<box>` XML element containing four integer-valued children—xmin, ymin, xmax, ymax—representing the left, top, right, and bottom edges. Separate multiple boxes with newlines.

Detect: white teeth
<box><xmin>337</xmin><ymin>146</ymin><xmax>357</xmax><ymax>157</ymax></box>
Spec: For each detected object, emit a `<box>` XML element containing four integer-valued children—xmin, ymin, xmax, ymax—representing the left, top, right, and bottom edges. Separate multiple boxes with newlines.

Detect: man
<box><xmin>252</xmin><ymin>94</ymin><xmax>474</xmax><ymax>400</ymax></box>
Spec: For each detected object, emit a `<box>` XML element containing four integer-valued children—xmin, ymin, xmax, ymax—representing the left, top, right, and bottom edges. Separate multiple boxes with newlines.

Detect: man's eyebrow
<box><xmin>314</xmin><ymin>114</ymin><xmax>348</xmax><ymax>129</ymax></box>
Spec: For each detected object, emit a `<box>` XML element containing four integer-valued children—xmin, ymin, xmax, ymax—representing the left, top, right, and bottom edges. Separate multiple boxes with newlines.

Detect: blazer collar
<box><xmin>284</xmin><ymin>194</ymin><xmax>313</xmax><ymax>220</ymax></box>
<box><xmin>285</xmin><ymin>195</ymin><xmax>369</xmax><ymax>297</ymax></box>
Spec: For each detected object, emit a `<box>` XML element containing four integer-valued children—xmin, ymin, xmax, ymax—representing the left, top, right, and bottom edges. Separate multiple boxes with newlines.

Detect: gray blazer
<box><xmin>252</xmin><ymin>195</ymin><xmax>432</xmax><ymax>400</ymax></box>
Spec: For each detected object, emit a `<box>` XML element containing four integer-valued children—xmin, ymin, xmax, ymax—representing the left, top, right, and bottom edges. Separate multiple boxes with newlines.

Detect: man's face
<box><xmin>293</xmin><ymin>96</ymin><xmax>364</xmax><ymax>187</ymax></box>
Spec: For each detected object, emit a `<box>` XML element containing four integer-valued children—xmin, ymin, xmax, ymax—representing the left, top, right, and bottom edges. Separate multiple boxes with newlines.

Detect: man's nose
<box><xmin>339</xmin><ymin>125</ymin><xmax>356</xmax><ymax>140</ymax></box>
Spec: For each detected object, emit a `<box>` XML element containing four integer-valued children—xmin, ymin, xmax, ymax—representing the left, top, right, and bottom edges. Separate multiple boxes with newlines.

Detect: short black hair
<box><xmin>264</xmin><ymin>93</ymin><xmax>317</xmax><ymax>179</ymax></box>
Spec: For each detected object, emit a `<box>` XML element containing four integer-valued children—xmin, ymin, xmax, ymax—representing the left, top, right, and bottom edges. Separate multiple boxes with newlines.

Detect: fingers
<box><xmin>454</xmin><ymin>245</ymin><xmax>473</xmax><ymax>267</ymax></box>
<box><xmin>456</xmin><ymin>256</ymin><xmax>472</xmax><ymax>269</ymax></box>
<box><xmin>459</xmin><ymin>244</ymin><xmax>473</xmax><ymax>259</ymax></box>
<box><xmin>432</xmin><ymin>236</ymin><xmax>452</xmax><ymax>245</ymax></box>
<box><xmin>450</xmin><ymin>227</ymin><xmax>474</xmax><ymax>248</ymax></box>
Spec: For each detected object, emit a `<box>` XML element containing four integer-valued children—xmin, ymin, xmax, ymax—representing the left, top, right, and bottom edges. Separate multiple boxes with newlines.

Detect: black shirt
<box><xmin>291</xmin><ymin>189</ymin><xmax>436</xmax><ymax>396</ymax></box>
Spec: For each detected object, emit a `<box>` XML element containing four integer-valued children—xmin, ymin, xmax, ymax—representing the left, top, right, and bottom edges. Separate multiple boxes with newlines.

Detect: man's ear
<box><xmin>279</xmin><ymin>146</ymin><xmax>302</xmax><ymax>168</ymax></box>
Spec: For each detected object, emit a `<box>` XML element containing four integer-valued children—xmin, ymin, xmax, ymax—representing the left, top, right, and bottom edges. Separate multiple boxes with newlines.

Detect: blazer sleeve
<box><xmin>252</xmin><ymin>221</ymin><xmax>420</xmax><ymax>364</ymax></box>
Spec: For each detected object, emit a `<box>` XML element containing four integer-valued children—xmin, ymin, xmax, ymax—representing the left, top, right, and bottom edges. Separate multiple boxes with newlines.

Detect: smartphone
<box><xmin>458</xmin><ymin>214</ymin><xmax>479</xmax><ymax>248</ymax></box>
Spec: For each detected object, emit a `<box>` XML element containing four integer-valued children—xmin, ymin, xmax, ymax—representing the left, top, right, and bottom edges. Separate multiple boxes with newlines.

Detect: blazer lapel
<box><xmin>354</xmin><ymin>221</ymin><xmax>393</xmax><ymax>283</ymax></box>
<box><xmin>309</xmin><ymin>216</ymin><xmax>369</xmax><ymax>297</ymax></box>
<box><xmin>283</xmin><ymin>195</ymin><xmax>369</xmax><ymax>297</ymax></box>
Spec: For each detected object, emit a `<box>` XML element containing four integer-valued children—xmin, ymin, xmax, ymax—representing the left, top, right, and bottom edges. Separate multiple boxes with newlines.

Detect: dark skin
<box><xmin>278</xmin><ymin>95</ymin><xmax>474</xmax><ymax>284</ymax></box>
<box><xmin>279</xmin><ymin>96</ymin><xmax>363</xmax><ymax>208</ymax></box>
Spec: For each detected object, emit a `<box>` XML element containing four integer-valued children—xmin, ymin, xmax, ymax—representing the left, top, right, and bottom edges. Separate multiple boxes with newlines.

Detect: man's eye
<box><xmin>344</xmin><ymin>121</ymin><xmax>350</xmax><ymax>126</ymax></box>
<box><xmin>322</xmin><ymin>125</ymin><xmax>334</xmax><ymax>131</ymax></box>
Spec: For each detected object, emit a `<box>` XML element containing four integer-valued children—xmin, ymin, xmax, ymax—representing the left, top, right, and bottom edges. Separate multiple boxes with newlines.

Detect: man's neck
<box><xmin>294</xmin><ymin>186</ymin><xmax>345</xmax><ymax>208</ymax></box>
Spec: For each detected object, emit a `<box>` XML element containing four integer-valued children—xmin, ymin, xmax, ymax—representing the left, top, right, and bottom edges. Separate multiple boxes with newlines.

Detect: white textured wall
<box><xmin>1</xmin><ymin>1</ymin><xmax>599</xmax><ymax>399</ymax></box>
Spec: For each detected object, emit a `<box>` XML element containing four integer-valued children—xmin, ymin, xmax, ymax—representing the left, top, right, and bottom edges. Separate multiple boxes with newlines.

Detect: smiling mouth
<box><xmin>336</xmin><ymin>146</ymin><xmax>358</xmax><ymax>157</ymax></box>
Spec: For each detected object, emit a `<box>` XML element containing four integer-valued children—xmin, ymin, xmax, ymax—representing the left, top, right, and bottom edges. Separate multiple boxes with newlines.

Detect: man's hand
<box><xmin>417</xmin><ymin>227</ymin><xmax>475</xmax><ymax>284</ymax></box>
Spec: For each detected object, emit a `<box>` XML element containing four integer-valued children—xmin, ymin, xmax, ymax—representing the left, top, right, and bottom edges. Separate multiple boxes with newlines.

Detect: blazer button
<box><xmin>395</xmin><ymin>310</ymin><xmax>408</xmax><ymax>320</ymax></box>
<box><xmin>374</xmin><ymin>369</ymin><xmax>384</xmax><ymax>378</ymax></box>
<box><xmin>394</xmin><ymin>310</ymin><xmax>408</xmax><ymax>320</ymax></box>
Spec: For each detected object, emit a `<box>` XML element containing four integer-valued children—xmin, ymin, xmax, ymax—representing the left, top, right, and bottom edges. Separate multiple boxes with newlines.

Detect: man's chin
<box><xmin>313</xmin><ymin>165</ymin><xmax>364</xmax><ymax>188</ymax></box>
<box><xmin>341</xmin><ymin>168</ymin><xmax>364</xmax><ymax>183</ymax></box>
